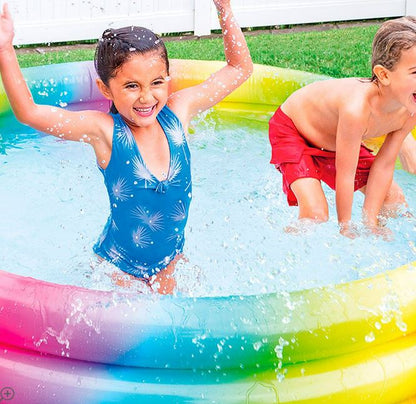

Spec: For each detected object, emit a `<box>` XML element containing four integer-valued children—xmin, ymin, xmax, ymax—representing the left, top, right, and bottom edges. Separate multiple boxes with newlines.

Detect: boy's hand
<box><xmin>365</xmin><ymin>224</ymin><xmax>393</xmax><ymax>241</ymax></box>
<box><xmin>0</xmin><ymin>3</ymin><xmax>14</xmax><ymax>51</ymax></box>
<box><xmin>361</xmin><ymin>212</ymin><xmax>393</xmax><ymax>240</ymax></box>
<box><xmin>339</xmin><ymin>221</ymin><xmax>360</xmax><ymax>239</ymax></box>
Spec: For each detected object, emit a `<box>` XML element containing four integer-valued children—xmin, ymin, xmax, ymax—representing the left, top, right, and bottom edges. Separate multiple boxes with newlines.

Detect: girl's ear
<box><xmin>373</xmin><ymin>64</ymin><xmax>390</xmax><ymax>85</ymax></box>
<box><xmin>96</xmin><ymin>78</ymin><xmax>113</xmax><ymax>100</ymax></box>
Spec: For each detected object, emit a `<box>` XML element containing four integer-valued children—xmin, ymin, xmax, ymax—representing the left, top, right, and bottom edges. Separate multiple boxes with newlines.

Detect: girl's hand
<box><xmin>0</xmin><ymin>3</ymin><xmax>14</xmax><ymax>51</ymax></box>
<box><xmin>213</xmin><ymin>0</ymin><xmax>231</xmax><ymax>11</ymax></box>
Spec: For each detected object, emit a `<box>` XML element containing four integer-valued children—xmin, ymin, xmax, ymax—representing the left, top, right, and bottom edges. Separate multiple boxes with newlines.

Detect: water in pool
<box><xmin>1</xmin><ymin>113</ymin><xmax>415</xmax><ymax>297</ymax></box>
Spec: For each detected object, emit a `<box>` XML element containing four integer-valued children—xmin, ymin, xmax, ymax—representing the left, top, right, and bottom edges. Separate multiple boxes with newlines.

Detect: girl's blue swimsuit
<box><xmin>93</xmin><ymin>105</ymin><xmax>192</xmax><ymax>278</ymax></box>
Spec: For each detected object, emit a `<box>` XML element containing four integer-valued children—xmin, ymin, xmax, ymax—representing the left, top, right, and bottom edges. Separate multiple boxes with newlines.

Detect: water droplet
<box><xmin>365</xmin><ymin>332</ymin><xmax>375</xmax><ymax>343</ymax></box>
<box><xmin>253</xmin><ymin>341</ymin><xmax>262</xmax><ymax>351</ymax></box>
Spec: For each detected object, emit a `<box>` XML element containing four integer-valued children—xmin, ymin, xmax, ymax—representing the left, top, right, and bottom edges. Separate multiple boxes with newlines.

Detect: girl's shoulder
<box><xmin>166</xmin><ymin>94</ymin><xmax>191</xmax><ymax>132</ymax></box>
<box><xmin>66</xmin><ymin>108</ymin><xmax>114</xmax><ymax>145</ymax></box>
<box><xmin>93</xmin><ymin>110</ymin><xmax>115</xmax><ymax>139</ymax></box>
<box><xmin>159</xmin><ymin>103</ymin><xmax>186</xmax><ymax>131</ymax></box>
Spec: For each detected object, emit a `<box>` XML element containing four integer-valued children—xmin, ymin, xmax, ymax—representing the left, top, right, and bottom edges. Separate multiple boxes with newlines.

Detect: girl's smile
<box><xmin>133</xmin><ymin>104</ymin><xmax>157</xmax><ymax>118</ymax></box>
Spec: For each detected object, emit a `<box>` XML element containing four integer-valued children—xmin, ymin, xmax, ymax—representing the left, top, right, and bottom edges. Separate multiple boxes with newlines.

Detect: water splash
<box><xmin>0</xmin><ymin>117</ymin><xmax>415</xmax><ymax>298</ymax></box>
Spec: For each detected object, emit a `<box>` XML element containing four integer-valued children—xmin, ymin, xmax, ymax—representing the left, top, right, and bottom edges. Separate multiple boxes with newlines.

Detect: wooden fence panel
<box><xmin>3</xmin><ymin>0</ymin><xmax>412</xmax><ymax>45</ymax></box>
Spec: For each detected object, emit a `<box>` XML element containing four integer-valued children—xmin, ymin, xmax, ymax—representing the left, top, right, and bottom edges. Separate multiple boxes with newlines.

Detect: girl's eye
<box><xmin>126</xmin><ymin>83</ymin><xmax>138</xmax><ymax>89</ymax></box>
<box><xmin>152</xmin><ymin>80</ymin><xmax>165</xmax><ymax>86</ymax></box>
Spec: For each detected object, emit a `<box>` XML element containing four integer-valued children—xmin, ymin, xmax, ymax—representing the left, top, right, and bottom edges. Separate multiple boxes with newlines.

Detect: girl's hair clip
<box><xmin>102</xmin><ymin>29</ymin><xmax>116</xmax><ymax>40</ymax></box>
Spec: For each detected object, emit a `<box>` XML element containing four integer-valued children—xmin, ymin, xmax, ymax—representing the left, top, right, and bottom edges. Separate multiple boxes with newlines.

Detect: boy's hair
<box><xmin>94</xmin><ymin>26</ymin><xmax>169</xmax><ymax>113</ymax></box>
<box><xmin>372</xmin><ymin>16</ymin><xmax>416</xmax><ymax>81</ymax></box>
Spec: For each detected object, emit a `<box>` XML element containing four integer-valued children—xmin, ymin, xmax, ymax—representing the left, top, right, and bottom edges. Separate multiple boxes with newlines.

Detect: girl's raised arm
<box><xmin>0</xmin><ymin>4</ymin><xmax>109</xmax><ymax>148</ymax></box>
<box><xmin>169</xmin><ymin>0</ymin><xmax>253</xmax><ymax>129</ymax></box>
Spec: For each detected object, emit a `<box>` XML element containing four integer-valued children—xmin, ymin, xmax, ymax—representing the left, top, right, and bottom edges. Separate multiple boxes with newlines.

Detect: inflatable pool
<box><xmin>0</xmin><ymin>60</ymin><xmax>416</xmax><ymax>404</ymax></box>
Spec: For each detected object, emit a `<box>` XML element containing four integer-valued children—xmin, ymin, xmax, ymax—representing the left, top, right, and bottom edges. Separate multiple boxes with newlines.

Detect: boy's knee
<box><xmin>299</xmin><ymin>206</ymin><xmax>329</xmax><ymax>222</ymax></box>
<box><xmin>311</xmin><ymin>210</ymin><xmax>329</xmax><ymax>222</ymax></box>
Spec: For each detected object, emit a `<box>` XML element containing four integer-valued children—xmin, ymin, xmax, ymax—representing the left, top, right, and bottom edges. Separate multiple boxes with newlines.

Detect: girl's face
<box><xmin>102</xmin><ymin>51</ymin><xmax>169</xmax><ymax>128</ymax></box>
<box><xmin>388</xmin><ymin>45</ymin><xmax>416</xmax><ymax>113</ymax></box>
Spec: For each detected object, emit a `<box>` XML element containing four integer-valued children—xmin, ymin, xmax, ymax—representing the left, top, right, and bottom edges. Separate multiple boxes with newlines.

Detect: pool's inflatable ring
<box><xmin>0</xmin><ymin>60</ymin><xmax>416</xmax><ymax>403</ymax></box>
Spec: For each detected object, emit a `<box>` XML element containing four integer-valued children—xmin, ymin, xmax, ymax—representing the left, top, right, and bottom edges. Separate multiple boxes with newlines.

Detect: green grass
<box><xmin>247</xmin><ymin>25</ymin><xmax>379</xmax><ymax>78</ymax></box>
<box><xmin>16</xmin><ymin>23</ymin><xmax>381</xmax><ymax>78</ymax></box>
<box><xmin>17</xmin><ymin>47</ymin><xmax>95</xmax><ymax>68</ymax></box>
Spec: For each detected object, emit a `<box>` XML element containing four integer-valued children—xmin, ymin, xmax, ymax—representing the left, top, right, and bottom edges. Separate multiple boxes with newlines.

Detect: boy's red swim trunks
<box><xmin>269</xmin><ymin>107</ymin><xmax>375</xmax><ymax>206</ymax></box>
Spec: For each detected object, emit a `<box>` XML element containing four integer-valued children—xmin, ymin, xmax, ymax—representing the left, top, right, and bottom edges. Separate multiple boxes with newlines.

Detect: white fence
<box><xmin>4</xmin><ymin>0</ymin><xmax>416</xmax><ymax>46</ymax></box>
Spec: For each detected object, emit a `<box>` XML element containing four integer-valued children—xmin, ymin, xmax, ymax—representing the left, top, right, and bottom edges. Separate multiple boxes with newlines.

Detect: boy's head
<box><xmin>372</xmin><ymin>16</ymin><xmax>416</xmax><ymax>81</ymax></box>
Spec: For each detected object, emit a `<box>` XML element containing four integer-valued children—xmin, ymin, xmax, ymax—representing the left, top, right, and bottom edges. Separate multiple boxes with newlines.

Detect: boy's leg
<box><xmin>290</xmin><ymin>177</ymin><xmax>329</xmax><ymax>221</ymax></box>
<box><xmin>359</xmin><ymin>180</ymin><xmax>407</xmax><ymax>218</ymax></box>
<box><xmin>398</xmin><ymin>133</ymin><xmax>416</xmax><ymax>174</ymax></box>
<box><xmin>381</xmin><ymin>180</ymin><xmax>407</xmax><ymax>217</ymax></box>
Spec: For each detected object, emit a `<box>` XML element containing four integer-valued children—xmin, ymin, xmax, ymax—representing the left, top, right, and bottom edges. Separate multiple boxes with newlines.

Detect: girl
<box><xmin>269</xmin><ymin>17</ymin><xmax>415</xmax><ymax>238</ymax></box>
<box><xmin>0</xmin><ymin>1</ymin><xmax>253</xmax><ymax>293</ymax></box>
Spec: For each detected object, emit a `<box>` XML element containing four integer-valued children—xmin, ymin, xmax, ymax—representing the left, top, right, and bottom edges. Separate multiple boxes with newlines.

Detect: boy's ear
<box><xmin>96</xmin><ymin>78</ymin><xmax>113</xmax><ymax>100</ymax></box>
<box><xmin>373</xmin><ymin>64</ymin><xmax>390</xmax><ymax>85</ymax></box>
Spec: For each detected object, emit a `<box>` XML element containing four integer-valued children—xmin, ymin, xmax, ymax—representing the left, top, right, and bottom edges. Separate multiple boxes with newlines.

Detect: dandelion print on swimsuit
<box><xmin>93</xmin><ymin>105</ymin><xmax>192</xmax><ymax>278</ymax></box>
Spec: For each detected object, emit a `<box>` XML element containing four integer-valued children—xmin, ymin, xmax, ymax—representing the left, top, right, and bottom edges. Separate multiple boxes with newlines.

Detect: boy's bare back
<box><xmin>281</xmin><ymin>77</ymin><xmax>414</xmax><ymax>152</ymax></box>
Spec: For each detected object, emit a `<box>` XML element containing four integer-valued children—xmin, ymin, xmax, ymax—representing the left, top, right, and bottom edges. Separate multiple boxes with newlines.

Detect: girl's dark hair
<box><xmin>94</xmin><ymin>26</ymin><xmax>169</xmax><ymax>113</ymax></box>
<box><xmin>371</xmin><ymin>16</ymin><xmax>416</xmax><ymax>82</ymax></box>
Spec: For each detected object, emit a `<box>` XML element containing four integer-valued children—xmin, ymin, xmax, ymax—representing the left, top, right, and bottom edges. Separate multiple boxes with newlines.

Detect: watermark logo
<box><xmin>0</xmin><ymin>387</ymin><xmax>15</xmax><ymax>402</ymax></box>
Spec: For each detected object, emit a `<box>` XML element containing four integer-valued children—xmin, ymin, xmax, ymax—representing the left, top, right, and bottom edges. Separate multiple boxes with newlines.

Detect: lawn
<box><xmin>16</xmin><ymin>23</ymin><xmax>380</xmax><ymax>78</ymax></box>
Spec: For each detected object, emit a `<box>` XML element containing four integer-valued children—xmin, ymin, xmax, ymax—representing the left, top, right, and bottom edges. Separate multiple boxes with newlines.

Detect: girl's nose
<box><xmin>139</xmin><ymin>88</ymin><xmax>153</xmax><ymax>104</ymax></box>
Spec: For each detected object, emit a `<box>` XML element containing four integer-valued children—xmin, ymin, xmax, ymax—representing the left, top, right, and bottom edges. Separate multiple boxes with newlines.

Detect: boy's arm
<box><xmin>0</xmin><ymin>4</ymin><xmax>108</xmax><ymax>146</ymax></box>
<box><xmin>335</xmin><ymin>110</ymin><xmax>365</xmax><ymax>234</ymax></box>
<box><xmin>168</xmin><ymin>0</ymin><xmax>253</xmax><ymax>130</ymax></box>
<box><xmin>398</xmin><ymin>133</ymin><xmax>416</xmax><ymax>174</ymax></box>
<box><xmin>363</xmin><ymin>130</ymin><xmax>409</xmax><ymax>226</ymax></box>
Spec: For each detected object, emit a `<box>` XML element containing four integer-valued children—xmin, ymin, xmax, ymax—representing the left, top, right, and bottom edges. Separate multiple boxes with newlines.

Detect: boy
<box><xmin>269</xmin><ymin>17</ymin><xmax>416</xmax><ymax>238</ymax></box>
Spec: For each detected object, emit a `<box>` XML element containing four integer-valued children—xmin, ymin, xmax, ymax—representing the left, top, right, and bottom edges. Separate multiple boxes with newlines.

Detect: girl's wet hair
<box><xmin>94</xmin><ymin>26</ymin><xmax>169</xmax><ymax>113</ymax></box>
<box><xmin>371</xmin><ymin>16</ymin><xmax>416</xmax><ymax>82</ymax></box>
